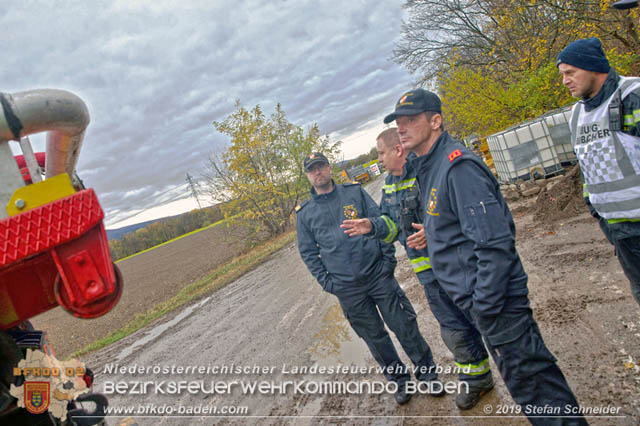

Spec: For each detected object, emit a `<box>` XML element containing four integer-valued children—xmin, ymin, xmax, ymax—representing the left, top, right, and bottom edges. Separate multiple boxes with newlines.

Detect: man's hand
<box><xmin>406</xmin><ymin>223</ymin><xmax>427</xmax><ymax>249</ymax></box>
<box><xmin>340</xmin><ymin>218</ymin><xmax>372</xmax><ymax>237</ymax></box>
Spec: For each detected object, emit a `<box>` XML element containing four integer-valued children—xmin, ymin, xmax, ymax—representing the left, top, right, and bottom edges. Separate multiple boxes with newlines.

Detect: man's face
<box><xmin>558</xmin><ymin>63</ymin><xmax>600</xmax><ymax>99</ymax></box>
<box><xmin>305</xmin><ymin>162</ymin><xmax>331</xmax><ymax>188</ymax></box>
<box><xmin>396</xmin><ymin>113</ymin><xmax>432</xmax><ymax>153</ymax></box>
<box><xmin>376</xmin><ymin>139</ymin><xmax>404</xmax><ymax>175</ymax></box>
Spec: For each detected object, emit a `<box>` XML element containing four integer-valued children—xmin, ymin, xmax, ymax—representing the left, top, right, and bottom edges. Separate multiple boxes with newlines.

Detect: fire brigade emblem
<box><xmin>398</xmin><ymin>93</ymin><xmax>413</xmax><ymax>106</ymax></box>
<box><xmin>24</xmin><ymin>381</ymin><xmax>50</xmax><ymax>414</ymax></box>
<box><xmin>426</xmin><ymin>188</ymin><xmax>439</xmax><ymax>216</ymax></box>
<box><xmin>343</xmin><ymin>204</ymin><xmax>359</xmax><ymax>219</ymax></box>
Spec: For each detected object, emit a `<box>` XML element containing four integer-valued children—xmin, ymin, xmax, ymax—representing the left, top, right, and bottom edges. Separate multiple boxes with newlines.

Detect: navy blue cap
<box><xmin>613</xmin><ymin>0</ymin><xmax>638</xmax><ymax>9</ymax></box>
<box><xmin>556</xmin><ymin>37</ymin><xmax>610</xmax><ymax>73</ymax></box>
<box><xmin>303</xmin><ymin>152</ymin><xmax>329</xmax><ymax>171</ymax></box>
<box><xmin>383</xmin><ymin>89</ymin><xmax>441</xmax><ymax>124</ymax></box>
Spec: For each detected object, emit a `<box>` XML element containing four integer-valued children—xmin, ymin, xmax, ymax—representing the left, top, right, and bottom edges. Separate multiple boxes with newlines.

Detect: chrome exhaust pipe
<box><xmin>0</xmin><ymin>89</ymin><xmax>90</xmax><ymax>179</ymax></box>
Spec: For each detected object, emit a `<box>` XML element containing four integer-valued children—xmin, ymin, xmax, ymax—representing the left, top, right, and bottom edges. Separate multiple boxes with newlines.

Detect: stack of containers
<box><xmin>486</xmin><ymin>105</ymin><xmax>577</xmax><ymax>183</ymax></box>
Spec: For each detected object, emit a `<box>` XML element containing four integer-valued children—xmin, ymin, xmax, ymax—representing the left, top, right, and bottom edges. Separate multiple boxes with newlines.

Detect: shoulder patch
<box><xmin>343</xmin><ymin>181</ymin><xmax>361</xmax><ymax>186</ymax></box>
<box><xmin>295</xmin><ymin>200</ymin><xmax>309</xmax><ymax>213</ymax></box>
<box><xmin>448</xmin><ymin>149</ymin><xmax>462</xmax><ymax>162</ymax></box>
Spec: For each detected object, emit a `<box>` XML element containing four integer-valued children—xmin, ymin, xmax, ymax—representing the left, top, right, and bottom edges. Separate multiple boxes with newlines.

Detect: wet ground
<box><xmin>32</xmin><ymin>220</ymin><xmax>250</xmax><ymax>359</ymax></box>
<box><xmin>78</xmin><ymin>175</ymin><xmax>639</xmax><ymax>425</ymax></box>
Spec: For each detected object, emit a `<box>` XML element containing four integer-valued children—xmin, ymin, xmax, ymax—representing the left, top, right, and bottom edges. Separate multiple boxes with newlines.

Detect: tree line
<box><xmin>343</xmin><ymin>147</ymin><xmax>379</xmax><ymax>170</ymax></box>
<box><xmin>394</xmin><ymin>0</ymin><xmax>639</xmax><ymax>139</ymax></box>
<box><xmin>108</xmin><ymin>205</ymin><xmax>224</xmax><ymax>260</ymax></box>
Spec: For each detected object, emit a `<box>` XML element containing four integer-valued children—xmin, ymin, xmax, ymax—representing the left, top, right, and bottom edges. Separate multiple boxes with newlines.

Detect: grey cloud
<box><xmin>1</xmin><ymin>1</ymin><xmax>414</xmax><ymax>227</ymax></box>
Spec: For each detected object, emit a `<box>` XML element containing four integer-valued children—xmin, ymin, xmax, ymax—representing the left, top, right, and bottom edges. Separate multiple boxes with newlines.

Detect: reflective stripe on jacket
<box><xmin>369</xmin><ymin>156</ymin><xmax>432</xmax><ymax>272</ymax></box>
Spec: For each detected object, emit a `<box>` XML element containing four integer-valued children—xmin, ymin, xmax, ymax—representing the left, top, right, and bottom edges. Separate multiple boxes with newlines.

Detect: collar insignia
<box><xmin>448</xmin><ymin>149</ymin><xmax>462</xmax><ymax>162</ymax></box>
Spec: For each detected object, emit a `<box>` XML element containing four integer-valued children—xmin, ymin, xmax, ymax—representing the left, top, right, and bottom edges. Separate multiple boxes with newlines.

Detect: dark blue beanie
<box><xmin>556</xmin><ymin>37</ymin><xmax>610</xmax><ymax>73</ymax></box>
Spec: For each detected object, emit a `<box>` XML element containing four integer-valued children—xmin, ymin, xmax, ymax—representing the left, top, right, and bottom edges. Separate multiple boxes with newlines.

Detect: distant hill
<box><xmin>106</xmin><ymin>215</ymin><xmax>180</xmax><ymax>240</ymax></box>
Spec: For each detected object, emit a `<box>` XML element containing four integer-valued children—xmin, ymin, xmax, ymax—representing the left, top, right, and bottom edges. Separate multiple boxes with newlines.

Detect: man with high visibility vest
<box><xmin>557</xmin><ymin>37</ymin><xmax>640</xmax><ymax>306</ymax></box>
<box><xmin>341</xmin><ymin>128</ymin><xmax>494</xmax><ymax>410</ymax></box>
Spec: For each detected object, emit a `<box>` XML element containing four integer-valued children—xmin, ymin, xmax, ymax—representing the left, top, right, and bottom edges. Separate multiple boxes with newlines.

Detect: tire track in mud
<box><xmin>516</xmin><ymin>203</ymin><xmax>640</xmax><ymax>425</ymax></box>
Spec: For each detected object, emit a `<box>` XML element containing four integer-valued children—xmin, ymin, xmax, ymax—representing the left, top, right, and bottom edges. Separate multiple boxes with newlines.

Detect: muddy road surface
<box><xmin>83</xmin><ymin>175</ymin><xmax>640</xmax><ymax>425</ymax></box>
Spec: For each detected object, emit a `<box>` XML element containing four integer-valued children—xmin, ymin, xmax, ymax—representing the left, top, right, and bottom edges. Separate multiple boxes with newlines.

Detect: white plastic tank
<box><xmin>486</xmin><ymin>105</ymin><xmax>577</xmax><ymax>183</ymax></box>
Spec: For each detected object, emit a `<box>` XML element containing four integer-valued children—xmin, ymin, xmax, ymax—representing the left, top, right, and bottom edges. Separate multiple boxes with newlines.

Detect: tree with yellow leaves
<box><xmin>395</xmin><ymin>0</ymin><xmax>639</xmax><ymax>140</ymax></box>
<box><xmin>203</xmin><ymin>102</ymin><xmax>340</xmax><ymax>237</ymax></box>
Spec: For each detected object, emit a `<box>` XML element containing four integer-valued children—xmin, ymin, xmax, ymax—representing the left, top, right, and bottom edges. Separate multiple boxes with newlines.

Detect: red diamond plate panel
<box><xmin>0</xmin><ymin>189</ymin><xmax>104</xmax><ymax>267</ymax></box>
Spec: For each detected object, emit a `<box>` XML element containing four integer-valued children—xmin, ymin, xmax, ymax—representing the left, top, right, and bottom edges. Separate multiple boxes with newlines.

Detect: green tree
<box><xmin>202</xmin><ymin>102</ymin><xmax>341</xmax><ymax>237</ymax></box>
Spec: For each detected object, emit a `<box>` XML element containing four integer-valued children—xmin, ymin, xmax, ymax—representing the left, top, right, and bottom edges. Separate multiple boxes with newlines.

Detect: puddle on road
<box><xmin>307</xmin><ymin>303</ymin><xmax>369</xmax><ymax>367</ymax></box>
<box><xmin>116</xmin><ymin>296</ymin><xmax>211</xmax><ymax>362</ymax></box>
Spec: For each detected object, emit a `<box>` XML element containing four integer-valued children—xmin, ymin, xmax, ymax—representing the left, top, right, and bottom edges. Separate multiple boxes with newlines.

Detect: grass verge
<box><xmin>71</xmin><ymin>230</ymin><xmax>296</xmax><ymax>359</ymax></box>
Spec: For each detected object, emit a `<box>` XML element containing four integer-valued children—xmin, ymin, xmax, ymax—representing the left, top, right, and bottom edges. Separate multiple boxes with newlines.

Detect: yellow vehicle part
<box><xmin>6</xmin><ymin>173</ymin><xmax>75</xmax><ymax>217</ymax></box>
<box><xmin>355</xmin><ymin>173</ymin><xmax>370</xmax><ymax>183</ymax></box>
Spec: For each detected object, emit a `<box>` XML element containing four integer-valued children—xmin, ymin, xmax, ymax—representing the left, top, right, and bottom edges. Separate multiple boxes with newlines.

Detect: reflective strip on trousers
<box><xmin>381</xmin><ymin>215</ymin><xmax>398</xmax><ymax>244</ymax></box>
<box><xmin>383</xmin><ymin>178</ymin><xmax>417</xmax><ymax>194</ymax></box>
<box><xmin>455</xmin><ymin>358</ymin><xmax>491</xmax><ymax>376</ymax></box>
<box><xmin>410</xmin><ymin>256</ymin><xmax>431</xmax><ymax>272</ymax></box>
<box><xmin>608</xmin><ymin>217</ymin><xmax>640</xmax><ymax>224</ymax></box>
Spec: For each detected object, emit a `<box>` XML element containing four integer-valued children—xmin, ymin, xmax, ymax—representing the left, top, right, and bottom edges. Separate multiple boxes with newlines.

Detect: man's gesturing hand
<box><xmin>406</xmin><ymin>223</ymin><xmax>427</xmax><ymax>249</ymax></box>
<box><xmin>340</xmin><ymin>218</ymin><xmax>373</xmax><ymax>237</ymax></box>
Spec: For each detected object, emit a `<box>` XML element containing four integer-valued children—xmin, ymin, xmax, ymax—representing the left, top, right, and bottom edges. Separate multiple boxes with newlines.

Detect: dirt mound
<box><xmin>533</xmin><ymin>165</ymin><xmax>586</xmax><ymax>223</ymax></box>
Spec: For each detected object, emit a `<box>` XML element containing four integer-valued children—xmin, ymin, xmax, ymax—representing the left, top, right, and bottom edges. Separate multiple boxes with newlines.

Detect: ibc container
<box><xmin>486</xmin><ymin>105</ymin><xmax>577</xmax><ymax>183</ymax></box>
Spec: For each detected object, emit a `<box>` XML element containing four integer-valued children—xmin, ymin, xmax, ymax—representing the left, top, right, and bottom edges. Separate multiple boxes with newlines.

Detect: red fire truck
<box><xmin>0</xmin><ymin>89</ymin><xmax>123</xmax><ymax>425</ymax></box>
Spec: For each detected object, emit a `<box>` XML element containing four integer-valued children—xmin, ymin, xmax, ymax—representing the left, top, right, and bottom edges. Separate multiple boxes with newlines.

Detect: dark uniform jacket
<box><xmin>296</xmin><ymin>181</ymin><xmax>396</xmax><ymax>293</ymax></box>
<box><xmin>412</xmin><ymin>131</ymin><xmax>529</xmax><ymax>320</ymax></box>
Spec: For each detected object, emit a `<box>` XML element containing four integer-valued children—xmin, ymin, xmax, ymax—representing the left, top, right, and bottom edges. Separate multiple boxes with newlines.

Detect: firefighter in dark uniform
<box><xmin>340</xmin><ymin>128</ymin><xmax>494</xmax><ymax>410</ymax></box>
<box><xmin>383</xmin><ymin>89</ymin><xmax>587</xmax><ymax>425</ymax></box>
<box><xmin>296</xmin><ymin>152</ymin><xmax>443</xmax><ymax>405</ymax></box>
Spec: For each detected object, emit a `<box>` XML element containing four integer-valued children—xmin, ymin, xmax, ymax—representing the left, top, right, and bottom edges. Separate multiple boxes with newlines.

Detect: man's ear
<box><xmin>394</xmin><ymin>143</ymin><xmax>404</xmax><ymax>158</ymax></box>
<box><xmin>431</xmin><ymin>113</ymin><xmax>443</xmax><ymax>129</ymax></box>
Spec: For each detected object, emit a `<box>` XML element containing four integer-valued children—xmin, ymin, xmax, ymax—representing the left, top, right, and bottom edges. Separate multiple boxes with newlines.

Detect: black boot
<box><xmin>394</xmin><ymin>382</ymin><xmax>412</xmax><ymax>405</ymax></box>
<box><xmin>455</xmin><ymin>378</ymin><xmax>494</xmax><ymax>410</ymax></box>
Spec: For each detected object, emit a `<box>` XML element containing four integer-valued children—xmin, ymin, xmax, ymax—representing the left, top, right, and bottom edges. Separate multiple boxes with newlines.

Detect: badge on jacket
<box><xmin>426</xmin><ymin>188</ymin><xmax>439</xmax><ymax>216</ymax></box>
<box><xmin>343</xmin><ymin>204</ymin><xmax>359</xmax><ymax>219</ymax></box>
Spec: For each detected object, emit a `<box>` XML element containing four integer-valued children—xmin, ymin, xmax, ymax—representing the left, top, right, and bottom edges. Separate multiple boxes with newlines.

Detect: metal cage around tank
<box><xmin>486</xmin><ymin>105</ymin><xmax>578</xmax><ymax>183</ymax></box>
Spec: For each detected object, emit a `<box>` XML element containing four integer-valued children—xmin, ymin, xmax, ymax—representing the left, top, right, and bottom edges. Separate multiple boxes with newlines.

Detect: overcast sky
<box><xmin>1</xmin><ymin>1</ymin><xmax>416</xmax><ymax>228</ymax></box>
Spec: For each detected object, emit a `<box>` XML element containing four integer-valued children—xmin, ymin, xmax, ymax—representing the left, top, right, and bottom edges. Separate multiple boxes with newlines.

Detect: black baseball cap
<box><xmin>383</xmin><ymin>89</ymin><xmax>442</xmax><ymax>124</ymax></box>
<box><xmin>613</xmin><ymin>0</ymin><xmax>637</xmax><ymax>8</ymax></box>
<box><xmin>303</xmin><ymin>152</ymin><xmax>329</xmax><ymax>171</ymax></box>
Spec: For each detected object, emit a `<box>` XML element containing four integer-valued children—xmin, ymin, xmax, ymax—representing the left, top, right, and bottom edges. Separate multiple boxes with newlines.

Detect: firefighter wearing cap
<box><xmin>383</xmin><ymin>89</ymin><xmax>587</xmax><ymax>425</ymax></box>
<box><xmin>340</xmin><ymin>128</ymin><xmax>494</xmax><ymax>410</ymax></box>
<box><xmin>557</xmin><ymin>37</ymin><xmax>640</xmax><ymax>307</ymax></box>
<box><xmin>296</xmin><ymin>152</ymin><xmax>443</xmax><ymax>405</ymax></box>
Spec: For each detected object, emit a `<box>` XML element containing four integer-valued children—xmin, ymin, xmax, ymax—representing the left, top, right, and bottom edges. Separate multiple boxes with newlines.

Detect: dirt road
<box><xmin>79</xmin><ymin>175</ymin><xmax>639</xmax><ymax>425</ymax></box>
<box><xmin>32</xmin><ymin>221</ymin><xmax>250</xmax><ymax>358</ymax></box>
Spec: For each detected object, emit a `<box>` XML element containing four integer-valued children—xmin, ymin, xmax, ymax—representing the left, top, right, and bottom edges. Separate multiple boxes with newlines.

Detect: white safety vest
<box><xmin>570</xmin><ymin>77</ymin><xmax>640</xmax><ymax>219</ymax></box>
